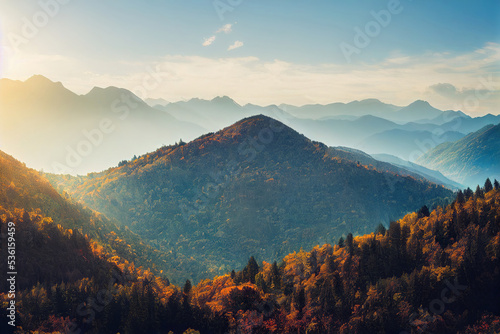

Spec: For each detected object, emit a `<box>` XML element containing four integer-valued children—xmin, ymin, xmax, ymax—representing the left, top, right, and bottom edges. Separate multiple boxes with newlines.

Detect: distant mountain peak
<box><xmin>84</xmin><ymin>86</ymin><xmax>145</xmax><ymax>105</ymax></box>
<box><xmin>26</xmin><ymin>74</ymin><xmax>55</xmax><ymax>84</ymax></box>
<box><xmin>211</xmin><ymin>95</ymin><xmax>240</xmax><ymax>106</ymax></box>
<box><xmin>407</xmin><ymin>100</ymin><xmax>433</xmax><ymax>108</ymax></box>
<box><xmin>359</xmin><ymin>98</ymin><xmax>383</xmax><ymax>104</ymax></box>
<box><xmin>25</xmin><ymin>75</ymin><xmax>65</xmax><ymax>89</ymax></box>
<box><xmin>86</xmin><ymin>85</ymin><xmax>127</xmax><ymax>95</ymax></box>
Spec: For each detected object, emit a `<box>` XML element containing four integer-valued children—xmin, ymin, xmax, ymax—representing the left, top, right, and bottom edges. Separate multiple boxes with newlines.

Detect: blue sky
<box><xmin>0</xmin><ymin>0</ymin><xmax>499</xmax><ymax>114</ymax></box>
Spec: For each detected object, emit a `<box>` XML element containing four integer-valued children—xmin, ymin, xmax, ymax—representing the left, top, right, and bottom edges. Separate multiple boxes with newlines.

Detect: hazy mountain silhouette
<box><xmin>0</xmin><ymin>75</ymin><xmax>204</xmax><ymax>174</ymax></box>
<box><xmin>417</xmin><ymin>124</ymin><xmax>500</xmax><ymax>187</ymax></box>
<box><xmin>328</xmin><ymin>147</ymin><xmax>462</xmax><ymax>189</ymax></box>
<box><xmin>358</xmin><ymin>129</ymin><xmax>466</xmax><ymax>161</ymax></box>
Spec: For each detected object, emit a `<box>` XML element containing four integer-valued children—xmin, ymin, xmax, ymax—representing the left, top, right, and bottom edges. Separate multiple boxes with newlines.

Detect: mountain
<box><xmin>0</xmin><ymin>149</ymin><xmax>228</xmax><ymax>333</ymax></box>
<box><xmin>439</xmin><ymin>113</ymin><xmax>500</xmax><ymax>133</ymax></box>
<box><xmin>145</xmin><ymin>97</ymin><xmax>169</xmax><ymax>107</ymax></box>
<box><xmin>328</xmin><ymin>147</ymin><xmax>462</xmax><ymax>189</ymax></box>
<box><xmin>190</xmin><ymin>188</ymin><xmax>500</xmax><ymax>333</ymax></box>
<box><xmin>371</xmin><ymin>153</ymin><xmax>464</xmax><ymax>189</ymax></box>
<box><xmin>0</xmin><ymin>149</ymin><xmax>209</xmax><ymax>284</ymax></box>
<box><xmin>389</xmin><ymin>100</ymin><xmax>446</xmax><ymax>123</ymax></box>
<box><xmin>278</xmin><ymin>99</ymin><xmax>467</xmax><ymax>124</ymax></box>
<box><xmin>50</xmin><ymin>115</ymin><xmax>453</xmax><ymax>281</ymax></box>
<box><xmin>413</xmin><ymin>109</ymin><xmax>470</xmax><ymax>125</ymax></box>
<box><xmin>285</xmin><ymin>115</ymin><xmax>403</xmax><ymax>148</ymax></box>
<box><xmin>155</xmin><ymin>96</ymin><xmax>246</xmax><ymax>131</ymax></box>
<box><xmin>417</xmin><ymin>124</ymin><xmax>500</xmax><ymax>187</ymax></box>
<box><xmin>278</xmin><ymin>99</ymin><xmax>400</xmax><ymax>120</ymax></box>
<box><xmin>0</xmin><ymin>76</ymin><xmax>204</xmax><ymax>174</ymax></box>
<box><xmin>357</xmin><ymin>129</ymin><xmax>466</xmax><ymax>161</ymax></box>
<box><xmin>5</xmin><ymin>178</ymin><xmax>500</xmax><ymax>333</ymax></box>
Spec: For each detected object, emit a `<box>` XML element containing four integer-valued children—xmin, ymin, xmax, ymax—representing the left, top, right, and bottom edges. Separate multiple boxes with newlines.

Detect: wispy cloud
<box><xmin>227</xmin><ymin>41</ymin><xmax>244</xmax><ymax>51</ymax></box>
<box><xmin>216</xmin><ymin>23</ymin><xmax>233</xmax><ymax>34</ymax></box>
<box><xmin>202</xmin><ymin>36</ymin><xmax>216</xmax><ymax>47</ymax></box>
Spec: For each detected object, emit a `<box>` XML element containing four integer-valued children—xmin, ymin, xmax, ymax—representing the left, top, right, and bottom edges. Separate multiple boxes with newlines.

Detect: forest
<box><xmin>1</xmin><ymin>179</ymin><xmax>499</xmax><ymax>333</ymax></box>
<box><xmin>47</xmin><ymin>115</ymin><xmax>454</xmax><ymax>284</ymax></box>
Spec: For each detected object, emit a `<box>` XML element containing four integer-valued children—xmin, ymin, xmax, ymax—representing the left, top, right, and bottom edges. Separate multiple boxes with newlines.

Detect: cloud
<box><xmin>202</xmin><ymin>36</ymin><xmax>216</xmax><ymax>47</ymax></box>
<box><xmin>429</xmin><ymin>83</ymin><xmax>459</xmax><ymax>98</ymax></box>
<box><xmin>228</xmin><ymin>41</ymin><xmax>244</xmax><ymax>51</ymax></box>
<box><xmin>216</xmin><ymin>23</ymin><xmax>233</xmax><ymax>34</ymax></box>
<box><xmin>427</xmin><ymin>80</ymin><xmax>500</xmax><ymax>114</ymax></box>
<box><xmin>202</xmin><ymin>23</ymin><xmax>235</xmax><ymax>48</ymax></box>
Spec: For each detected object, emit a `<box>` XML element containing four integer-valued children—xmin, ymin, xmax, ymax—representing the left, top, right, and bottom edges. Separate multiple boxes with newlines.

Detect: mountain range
<box><xmin>0</xmin><ymin>76</ymin><xmax>203</xmax><ymax>175</ymax></box>
<box><xmin>2</xmin><ymin>145</ymin><xmax>500</xmax><ymax>333</ymax></box>
<box><xmin>418</xmin><ymin>123</ymin><xmax>500</xmax><ymax>187</ymax></box>
<box><xmin>3</xmin><ymin>75</ymin><xmax>499</xmax><ymax>176</ymax></box>
<box><xmin>48</xmin><ymin>115</ymin><xmax>453</xmax><ymax>282</ymax></box>
<box><xmin>1</xmin><ymin>75</ymin><xmax>500</xmax><ymax>333</ymax></box>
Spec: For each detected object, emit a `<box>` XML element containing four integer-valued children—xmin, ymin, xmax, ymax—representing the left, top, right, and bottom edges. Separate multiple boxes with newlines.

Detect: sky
<box><xmin>0</xmin><ymin>0</ymin><xmax>499</xmax><ymax>115</ymax></box>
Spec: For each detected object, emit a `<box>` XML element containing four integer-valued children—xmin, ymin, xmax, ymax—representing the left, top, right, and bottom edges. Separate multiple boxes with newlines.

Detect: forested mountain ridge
<box><xmin>49</xmin><ymin>115</ymin><xmax>454</xmax><ymax>283</ymax></box>
<box><xmin>189</xmin><ymin>184</ymin><xmax>500</xmax><ymax>333</ymax></box>
<box><xmin>5</xmin><ymin>183</ymin><xmax>499</xmax><ymax>333</ymax></box>
<box><xmin>0</xmin><ymin>150</ymin><xmax>207</xmax><ymax>284</ymax></box>
<box><xmin>0</xmin><ymin>195</ymin><xmax>227</xmax><ymax>334</ymax></box>
<box><xmin>418</xmin><ymin>124</ymin><xmax>500</xmax><ymax>187</ymax></box>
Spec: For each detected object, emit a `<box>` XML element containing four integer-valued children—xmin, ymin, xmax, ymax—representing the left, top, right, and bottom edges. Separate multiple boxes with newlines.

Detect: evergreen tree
<box><xmin>245</xmin><ymin>256</ymin><xmax>259</xmax><ymax>284</ymax></box>
<box><xmin>417</xmin><ymin>205</ymin><xmax>431</xmax><ymax>218</ymax></box>
<box><xmin>183</xmin><ymin>279</ymin><xmax>192</xmax><ymax>295</ymax></box>
<box><xmin>255</xmin><ymin>273</ymin><xmax>268</xmax><ymax>293</ymax></box>
<box><xmin>346</xmin><ymin>233</ymin><xmax>354</xmax><ymax>255</ymax></box>
<box><xmin>375</xmin><ymin>223</ymin><xmax>387</xmax><ymax>235</ymax></box>
<box><xmin>465</xmin><ymin>187</ymin><xmax>474</xmax><ymax>200</ymax></box>
<box><xmin>484</xmin><ymin>178</ymin><xmax>493</xmax><ymax>193</ymax></box>
<box><xmin>475</xmin><ymin>185</ymin><xmax>484</xmax><ymax>199</ymax></box>
<box><xmin>295</xmin><ymin>287</ymin><xmax>306</xmax><ymax>317</ymax></box>
<box><xmin>495</xmin><ymin>179</ymin><xmax>500</xmax><ymax>190</ymax></box>
<box><xmin>270</xmin><ymin>261</ymin><xmax>281</xmax><ymax>289</ymax></box>
<box><xmin>456</xmin><ymin>190</ymin><xmax>465</xmax><ymax>204</ymax></box>
<box><xmin>337</xmin><ymin>236</ymin><xmax>345</xmax><ymax>248</ymax></box>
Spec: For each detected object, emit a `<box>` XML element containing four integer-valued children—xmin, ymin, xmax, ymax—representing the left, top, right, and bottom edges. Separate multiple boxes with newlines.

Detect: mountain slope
<box><xmin>0</xmin><ymin>76</ymin><xmax>204</xmax><ymax>174</ymax></box>
<box><xmin>278</xmin><ymin>99</ymin><xmax>400</xmax><ymax>120</ymax></box>
<box><xmin>357</xmin><ymin>129</ymin><xmax>466</xmax><ymax>161</ymax></box>
<box><xmin>192</xmin><ymin>188</ymin><xmax>500</xmax><ymax>333</ymax></box>
<box><xmin>371</xmin><ymin>153</ymin><xmax>464</xmax><ymax>189</ymax></box>
<box><xmin>0</xmin><ymin>150</ymin><xmax>204</xmax><ymax>284</ymax></box>
<box><xmin>328</xmin><ymin>147</ymin><xmax>462</xmax><ymax>189</ymax></box>
<box><xmin>51</xmin><ymin>115</ymin><xmax>453</xmax><ymax>281</ymax></box>
<box><xmin>417</xmin><ymin>124</ymin><xmax>500</xmax><ymax>187</ymax></box>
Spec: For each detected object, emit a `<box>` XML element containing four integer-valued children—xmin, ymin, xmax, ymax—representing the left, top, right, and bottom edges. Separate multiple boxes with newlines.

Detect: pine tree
<box><xmin>465</xmin><ymin>187</ymin><xmax>474</xmax><ymax>200</ymax></box>
<box><xmin>456</xmin><ymin>190</ymin><xmax>465</xmax><ymax>204</ymax></box>
<box><xmin>346</xmin><ymin>233</ymin><xmax>354</xmax><ymax>255</ymax></box>
<box><xmin>495</xmin><ymin>179</ymin><xmax>500</xmax><ymax>190</ymax></box>
<box><xmin>183</xmin><ymin>279</ymin><xmax>192</xmax><ymax>295</ymax></box>
<box><xmin>337</xmin><ymin>236</ymin><xmax>345</xmax><ymax>248</ymax></box>
<box><xmin>245</xmin><ymin>256</ymin><xmax>259</xmax><ymax>284</ymax></box>
<box><xmin>475</xmin><ymin>185</ymin><xmax>484</xmax><ymax>199</ymax></box>
<box><xmin>270</xmin><ymin>261</ymin><xmax>281</xmax><ymax>289</ymax></box>
<box><xmin>255</xmin><ymin>273</ymin><xmax>268</xmax><ymax>293</ymax></box>
<box><xmin>375</xmin><ymin>223</ymin><xmax>387</xmax><ymax>235</ymax></box>
<box><xmin>294</xmin><ymin>287</ymin><xmax>306</xmax><ymax>317</ymax></box>
<box><xmin>485</xmin><ymin>178</ymin><xmax>493</xmax><ymax>193</ymax></box>
<box><xmin>418</xmin><ymin>205</ymin><xmax>431</xmax><ymax>217</ymax></box>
